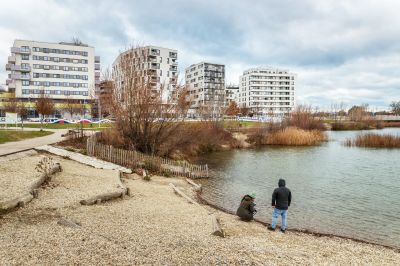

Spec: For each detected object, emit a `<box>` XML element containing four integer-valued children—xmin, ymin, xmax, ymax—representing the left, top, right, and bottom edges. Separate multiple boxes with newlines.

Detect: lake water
<box><xmin>196</xmin><ymin>128</ymin><xmax>400</xmax><ymax>248</ymax></box>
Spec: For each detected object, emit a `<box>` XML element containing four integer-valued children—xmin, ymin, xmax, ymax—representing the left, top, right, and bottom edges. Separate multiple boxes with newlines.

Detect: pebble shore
<box><xmin>1</xmin><ymin>153</ymin><xmax>399</xmax><ymax>265</ymax></box>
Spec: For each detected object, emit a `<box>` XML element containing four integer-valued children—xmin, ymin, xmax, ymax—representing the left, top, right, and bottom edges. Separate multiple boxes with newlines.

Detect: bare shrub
<box><xmin>344</xmin><ymin>134</ymin><xmax>400</xmax><ymax>148</ymax></box>
<box><xmin>107</xmin><ymin>45</ymin><xmax>190</xmax><ymax>156</ymax></box>
<box><xmin>283</xmin><ymin>105</ymin><xmax>325</xmax><ymax>130</ymax></box>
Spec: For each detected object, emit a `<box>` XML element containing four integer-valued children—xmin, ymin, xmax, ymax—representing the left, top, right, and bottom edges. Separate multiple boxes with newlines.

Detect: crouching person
<box><xmin>236</xmin><ymin>193</ymin><xmax>257</xmax><ymax>221</ymax></box>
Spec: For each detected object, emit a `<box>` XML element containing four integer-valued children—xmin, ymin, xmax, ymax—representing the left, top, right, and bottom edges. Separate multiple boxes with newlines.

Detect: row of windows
<box><xmin>32</xmin><ymin>55</ymin><xmax>88</xmax><ymax>64</ymax></box>
<box><xmin>33</xmin><ymin>64</ymin><xmax>88</xmax><ymax>72</ymax></box>
<box><xmin>32</xmin><ymin>73</ymin><xmax>88</xmax><ymax>80</ymax></box>
<box><xmin>22</xmin><ymin>80</ymin><xmax>88</xmax><ymax>88</ymax></box>
<box><xmin>22</xmin><ymin>89</ymin><xmax>88</xmax><ymax>96</ymax></box>
<box><xmin>32</xmin><ymin>47</ymin><xmax>88</xmax><ymax>56</ymax></box>
<box><xmin>247</xmin><ymin>76</ymin><xmax>294</xmax><ymax>80</ymax></box>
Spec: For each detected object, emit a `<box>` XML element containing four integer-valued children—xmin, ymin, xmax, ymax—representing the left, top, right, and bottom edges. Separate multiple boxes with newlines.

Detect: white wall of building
<box><xmin>112</xmin><ymin>46</ymin><xmax>178</xmax><ymax>103</ymax></box>
<box><xmin>6</xmin><ymin>40</ymin><xmax>100</xmax><ymax>101</ymax></box>
<box><xmin>239</xmin><ymin>67</ymin><xmax>296</xmax><ymax>116</ymax></box>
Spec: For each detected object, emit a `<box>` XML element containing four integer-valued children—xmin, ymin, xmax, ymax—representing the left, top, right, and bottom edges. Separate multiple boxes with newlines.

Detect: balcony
<box><xmin>169</xmin><ymin>52</ymin><xmax>177</xmax><ymax>59</ymax></box>
<box><xmin>170</xmin><ymin>66</ymin><xmax>177</xmax><ymax>71</ymax></box>
<box><xmin>6</xmin><ymin>64</ymin><xmax>31</xmax><ymax>72</ymax></box>
<box><xmin>11</xmin><ymin>47</ymin><xmax>31</xmax><ymax>54</ymax></box>
<box><xmin>95</xmin><ymin>63</ymin><xmax>100</xmax><ymax>70</ymax></box>
<box><xmin>10</xmin><ymin>73</ymin><xmax>31</xmax><ymax>80</ymax></box>
<box><xmin>95</xmin><ymin>71</ymin><xmax>101</xmax><ymax>78</ymax></box>
<box><xmin>95</xmin><ymin>56</ymin><xmax>101</xmax><ymax>63</ymax></box>
<box><xmin>6</xmin><ymin>79</ymin><xmax>13</xmax><ymax>85</ymax></box>
<box><xmin>8</xmin><ymin>56</ymin><xmax>16</xmax><ymax>63</ymax></box>
<box><xmin>8</xmin><ymin>82</ymin><xmax>16</xmax><ymax>89</ymax></box>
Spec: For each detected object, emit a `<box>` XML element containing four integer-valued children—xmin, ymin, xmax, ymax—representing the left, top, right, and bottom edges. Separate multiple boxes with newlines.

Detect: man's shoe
<box><xmin>267</xmin><ymin>226</ymin><xmax>275</xmax><ymax>231</ymax></box>
<box><xmin>280</xmin><ymin>229</ymin><xmax>286</xmax><ymax>233</ymax></box>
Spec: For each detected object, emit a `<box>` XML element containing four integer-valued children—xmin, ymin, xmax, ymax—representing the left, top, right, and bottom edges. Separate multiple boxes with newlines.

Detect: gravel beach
<box><xmin>1</xmin><ymin>153</ymin><xmax>399</xmax><ymax>265</ymax></box>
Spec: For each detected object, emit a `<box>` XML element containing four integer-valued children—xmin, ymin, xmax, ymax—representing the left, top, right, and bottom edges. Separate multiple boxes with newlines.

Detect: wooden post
<box><xmin>211</xmin><ymin>215</ymin><xmax>225</xmax><ymax>237</ymax></box>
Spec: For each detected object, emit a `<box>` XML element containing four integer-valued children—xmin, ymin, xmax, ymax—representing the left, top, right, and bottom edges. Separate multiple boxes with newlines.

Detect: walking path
<box><xmin>0</xmin><ymin>128</ymin><xmax>67</xmax><ymax>156</ymax></box>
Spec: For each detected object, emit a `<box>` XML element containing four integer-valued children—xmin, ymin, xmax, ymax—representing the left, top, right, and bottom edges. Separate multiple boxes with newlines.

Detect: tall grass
<box><xmin>258</xmin><ymin>127</ymin><xmax>327</xmax><ymax>146</ymax></box>
<box><xmin>344</xmin><ymin>133</ymin><xmax>400</xmax><ymax>148</ymax></box>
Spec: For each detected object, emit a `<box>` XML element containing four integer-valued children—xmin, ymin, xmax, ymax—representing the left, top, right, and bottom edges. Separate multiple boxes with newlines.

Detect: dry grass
<box><xmin>263</xmin><ymin>127</ymin><xmax>327</xmax><ymax>146</ymax></box>
<box><xmin>345</xmin><ymin>133</ymin><xmax>400</xmax><ymax>148</ymax></box>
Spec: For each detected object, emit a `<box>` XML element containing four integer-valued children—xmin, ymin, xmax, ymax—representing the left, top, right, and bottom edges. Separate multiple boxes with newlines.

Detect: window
<box><xmin>22</xmin><ymin>54</ymin><xmax>29</xmax><ymax>60</ymax></box>
<box><xmin>22</xmin><ymin>80</ymin><xmax>30</xmax><ymax>86</ymax></box>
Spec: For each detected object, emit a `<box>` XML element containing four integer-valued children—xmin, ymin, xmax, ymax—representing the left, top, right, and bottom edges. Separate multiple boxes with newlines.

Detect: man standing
<box><xmin>268</xmin><ymin>179</ymin><xmax>292</xmax><ymax>233</ymax></box>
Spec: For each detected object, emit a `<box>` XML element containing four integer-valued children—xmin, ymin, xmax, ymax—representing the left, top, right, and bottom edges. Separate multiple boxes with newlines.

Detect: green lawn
<box><xmin>3</xmin><ymin>123</ymin><xmax>112</xmax><ymax>130</ymax></box>
<box><xmin>0</xmin><ymin>130</ymin><xmax>53</xmax><ymax>144</ymax></box>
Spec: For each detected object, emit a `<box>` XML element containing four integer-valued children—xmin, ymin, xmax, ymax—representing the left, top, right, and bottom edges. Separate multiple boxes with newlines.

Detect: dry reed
<box><xmin>263</xmin><ymin>127</ymin><xmax>327</xmax><ymax>146</ymax></box>
<box><xmin>344</xmin><ymin>133</ymin><xmax>400</xmax><ymax>148</ymax></box>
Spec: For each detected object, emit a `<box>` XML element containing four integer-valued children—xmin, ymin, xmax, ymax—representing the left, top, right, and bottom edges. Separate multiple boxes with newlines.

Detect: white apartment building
<box><xmin>5</xmin><ymin>40</ymin><xmax>100</xmax><ymax>101</ymax></box>
<box><xmin>185</xmin><ymin>62</ymin><xmax>225</xmax><ymax>116</ymax></box>
<box><xmin>112</xmin><ymin>46</ymin><xmax>178</xmax><ymax>103</ymax></box>
<box><xmin>225</xmin><ymin>84</ymin><xmax>239</xmax><ymax>105</ymax></box>
<box><xmin>239</xmin><ymin>67</ymin><xmax>296</xmax><ymax>116</ymax></box>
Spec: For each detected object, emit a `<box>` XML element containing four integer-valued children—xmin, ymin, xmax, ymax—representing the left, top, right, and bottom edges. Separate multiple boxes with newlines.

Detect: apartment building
<box><xmin>112</xmin><ymin>46</ymin><xmax>178</xmax><ymax>103</ymax></box>
<box><xmin>185</xmin><ymin>62</ymin><xmax>225</xmax><ymax>116</ymax></box>
<box><xmin>238</xmin><ymin>67</ymin><xmax>296</xmax><ymax>116</ymax></box>
<box><xmin>225</xmin><ymin>84</ymin><xmax>239</xmax><ymax>105</ymax></box>
<box><xmin>4</xmin><ymin>40</ymin><xmax>100</xmax><ymax>117</ymax></box>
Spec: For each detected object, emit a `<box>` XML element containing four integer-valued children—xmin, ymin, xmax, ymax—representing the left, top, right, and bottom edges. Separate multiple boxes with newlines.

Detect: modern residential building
<box><xmin>185</xmin><ymin>62</ymin><xmax>225</xmax><ymax>116</ymax></box>
<box><xmin>4</xmin><ymin>39</ymin><xmax>100</xmax><ymax>117</ymax></box>
<box><xmin>238</xmin><ymin>67</ymin><xmax>296</xmax><ymax>116</ymax></box>
<box><xmin>225</xmin><ymin>84</ymin><xmax>239</xmax><ymax>105</ymax></box>
<box><xmin>112</xmin><ymin>46</ymin><xmax>178</xmax><ymax>103</ymax></box>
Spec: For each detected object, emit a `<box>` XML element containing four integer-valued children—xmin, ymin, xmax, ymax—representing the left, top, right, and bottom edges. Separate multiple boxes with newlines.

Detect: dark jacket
<box><xmin>236</xmin><ymin>195</ymin><xmax>256</xmax><ymax>221</ymax></box>
<box><xmin>272</xmin><ymin>179</ymin><xmax>292</xmax><ymax>210</ymax></box>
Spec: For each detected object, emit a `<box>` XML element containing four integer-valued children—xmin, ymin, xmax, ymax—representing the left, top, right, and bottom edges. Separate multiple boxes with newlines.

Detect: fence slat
<box><xmin>86</xmin><ymin>133</ymin><xmax>209</xmax><ymax>178</ymax></box>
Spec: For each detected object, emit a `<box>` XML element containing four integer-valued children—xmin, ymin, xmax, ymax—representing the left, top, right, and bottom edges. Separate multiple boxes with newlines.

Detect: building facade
<box><xmin>6</xmin><ymin>40</ymin><xmax>100</xmax><ymax>100</ymax></box>
<box><xmin>225</xmin><ymin>84</ymin><xmax>239</xmax><ymax>105</ymax></box>
<box><xmin>4</xmin><ymin>40</ymin><xmax>100</xmax><ymax>118</ymax></box>
<box><xmin>238</xmin><ymin>67</ymin><xmax>295</xmax><ymax>116</ymax></box>
<box><xmin>112</xmin><ymin>46</ymin><xmax>178</xmax><ymax>103</ymax></box>
<box><xmin>185</xmin><ymin>62</ymin><xmax>225</xmax><ymax>116</ymax></box>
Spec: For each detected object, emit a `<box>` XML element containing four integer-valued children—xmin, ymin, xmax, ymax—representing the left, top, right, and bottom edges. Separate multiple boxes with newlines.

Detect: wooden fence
<box><xmin>86</xmin><ymin>134</ymin><xmax>209</xmax><ymax>178</ymax></box>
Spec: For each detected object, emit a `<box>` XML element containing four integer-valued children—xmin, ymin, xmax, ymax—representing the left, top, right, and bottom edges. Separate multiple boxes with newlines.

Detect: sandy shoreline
<box><xmin>197</xmin><ymin>193</ymin><xmax>400</xmax><ymax>252</ymax></box>
<box><xmin>1</xmin><ymin>152</ymin><xmax>399</xmax><ymax>265</ymax></box>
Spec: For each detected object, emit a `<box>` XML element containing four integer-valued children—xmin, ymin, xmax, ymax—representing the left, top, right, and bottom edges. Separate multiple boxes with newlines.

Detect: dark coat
<box><xmin>236</xmin><ymin>195</ymin><xmax>256</xmax><ymax>221</ymax></box>
<box><xmin>272</xmin><ymin>179</ymin><xmax>292</xmax><ymax>210</ymax></box>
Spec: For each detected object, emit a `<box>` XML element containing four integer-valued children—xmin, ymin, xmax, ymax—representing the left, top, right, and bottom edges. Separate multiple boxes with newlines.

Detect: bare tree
<box><xmin>348</xmin><ymin>104</ymin><xmax>369</xmax><ymax>122</ymax></box>
<box><xmin>108</xmin><ymin>45</ymin><xmax>190</xmax><ymax>155</ymax></box>
<box><xmin>17</xmin><ymin>103</ymin><xmax>29</xmax><ymax>129</ymax></box>
<box><xmin>225</xmin><ymin>101</ymin><xmax>240</xmax><ymax>116</ymax></box>
<box><xmin>390</xmin><ymin>101</ymin><xmax>400</xmax><ymax>115</ymax></box>
<box><xmin>63</xmin><ymin>97</ymin><xmax>82</xmax><ymax>120</ymax></box>
<box><xmin>35</xmin><ymin>92</ymin><xmax>55</xmax><ymax>131</ymax></box>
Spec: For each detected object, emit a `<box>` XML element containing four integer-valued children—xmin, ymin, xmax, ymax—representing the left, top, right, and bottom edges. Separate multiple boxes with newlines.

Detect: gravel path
<box><xmin>0</xmin><ymin>153</ymin><xmax>42</xmax><ymax>203</ymax></box>
<box><xmin>1</xmin><ymin>168</ymin><xmax>399</xmax><ymax>265</ymax></box>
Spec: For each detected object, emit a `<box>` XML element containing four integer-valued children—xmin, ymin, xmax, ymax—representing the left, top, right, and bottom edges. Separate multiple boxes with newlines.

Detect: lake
<box><xmin>197</xmin><ymin>128</ymin><xmax>400</xmax><ymax>248</ymax></box>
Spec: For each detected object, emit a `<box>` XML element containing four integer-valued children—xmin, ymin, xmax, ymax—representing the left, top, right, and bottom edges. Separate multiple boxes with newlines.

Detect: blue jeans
<box><xmin>271</xmin><ymin>208</ymin><xmax>287</xmax><ymax>230</ymax></box>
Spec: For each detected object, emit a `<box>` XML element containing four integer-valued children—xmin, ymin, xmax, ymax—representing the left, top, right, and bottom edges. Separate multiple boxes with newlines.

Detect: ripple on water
<box><xmin>199</xmin><ymin>128</ymin><xmax>400</xmax><ymax>248</ymax></box>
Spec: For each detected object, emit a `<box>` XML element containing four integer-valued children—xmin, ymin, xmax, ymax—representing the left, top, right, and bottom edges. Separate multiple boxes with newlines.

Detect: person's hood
<box><xmin>278</xmin><ymin>179</ymin><xmax>286</xmax><ymax>187</ymax></box>
<box><xmin>243</xmin><ymin>195</ymin><xmax>253</xmax><ymax>201</ymax></box>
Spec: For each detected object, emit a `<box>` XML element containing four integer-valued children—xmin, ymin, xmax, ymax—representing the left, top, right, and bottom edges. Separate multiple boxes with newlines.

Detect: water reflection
<box><xmin>197</xmin><ymin>128</ymin><xmax>400</xmax><ymax>248</ymax></box>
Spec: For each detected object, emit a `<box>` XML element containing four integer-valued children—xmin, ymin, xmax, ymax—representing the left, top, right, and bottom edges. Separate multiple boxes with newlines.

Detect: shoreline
<box><xmin>196</xmin><ymin>190</ymin><xmax>400</xmax><ymax>253</ymax></box>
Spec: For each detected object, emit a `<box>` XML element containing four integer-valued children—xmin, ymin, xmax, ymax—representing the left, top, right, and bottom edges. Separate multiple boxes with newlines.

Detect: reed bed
<box><xmin>344</xmin><ymin>133</ymin><xmax>400</xmax><ymax>148</ymax></box>
<box><xmin>263</xmin><ymin>127</ymin><xmax>327</xmax><ymax>146</ymax></box>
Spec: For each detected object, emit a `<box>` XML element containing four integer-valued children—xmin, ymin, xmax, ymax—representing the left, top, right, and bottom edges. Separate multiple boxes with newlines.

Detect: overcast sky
<box><xmin>1</xmin><ymin>0</ymin><xmax>399</xmax><ymax>110</ymax></box>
